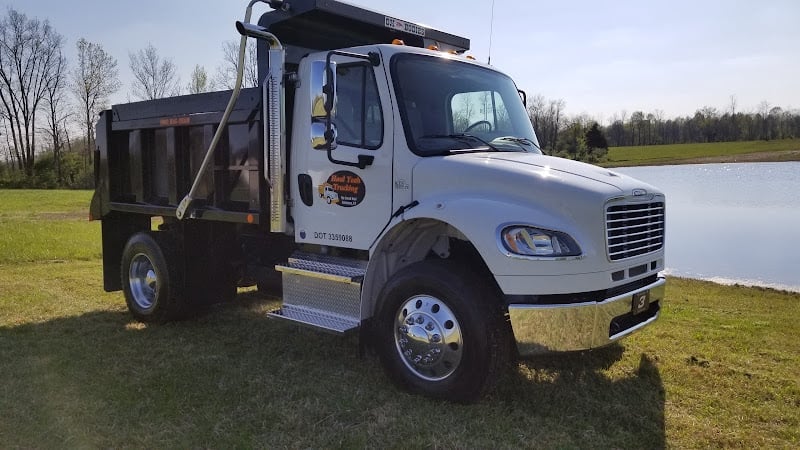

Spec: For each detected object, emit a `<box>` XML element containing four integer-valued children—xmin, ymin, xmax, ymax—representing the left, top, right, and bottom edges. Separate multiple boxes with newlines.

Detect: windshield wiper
<box><xmin>419</xmin><ymin>134</ymin><xmax>500</xmax><ymax>153</ymax></box>
<box><xmin>495</xmin><ymin>136</ymin><xmax>543</xmax><ymax>153</ymax></box>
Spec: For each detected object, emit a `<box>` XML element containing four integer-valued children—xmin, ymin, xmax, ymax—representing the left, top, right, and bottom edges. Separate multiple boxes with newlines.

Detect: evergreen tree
<box><xmin>585</xmin><ymin>122</ymin><xmax>608</xmax><ymax>151</ymax></box>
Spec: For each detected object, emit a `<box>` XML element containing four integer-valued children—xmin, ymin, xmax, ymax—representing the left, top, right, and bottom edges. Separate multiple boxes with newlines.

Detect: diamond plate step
<box><xmin>282</xmin><ymin>252</ymin><xmax>366</xmax><ymax>281</ymax></box>
<box><xmin>267</xmin><ymin>305</ymin><xmax>359</xmax><ymax>335</ymax></box>
<box><xmin>269</xmin><ymin>252</ymin><xmax>365</xmax><ymax>335</ymax></box>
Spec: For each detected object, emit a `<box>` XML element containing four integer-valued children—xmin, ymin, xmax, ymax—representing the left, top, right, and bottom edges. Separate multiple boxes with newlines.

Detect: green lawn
<box><xmin>1</xmin><ymin>189</ymin><xmax>798</xmax><ymax>448</ymax></box>
<box><xmin>605</xmin><ymin>138</ymin><xmax>800</xmax><ymax>167</ymax></box>
<box><xmin>0</xmin><ymin>190</ymin><xmax>100</xmax><ymax>263</ymax></box>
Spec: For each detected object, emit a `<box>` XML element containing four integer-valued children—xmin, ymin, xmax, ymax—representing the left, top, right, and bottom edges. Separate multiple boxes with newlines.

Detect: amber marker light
<box><xmin>427</xmin><ymin>44</ymin><xmax>439</xmax><ymax>51</ymax></box>
<box><xmin>392</xmin><ymin>39</ymin><xmax>405</xmax><ymax>45</ymax></box>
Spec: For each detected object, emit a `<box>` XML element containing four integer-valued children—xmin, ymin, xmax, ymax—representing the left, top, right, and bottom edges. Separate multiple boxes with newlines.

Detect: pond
<box><xmin>615</xmin><ymin>162</ymin><xmax>800</xmax><ymax>292</ymax></box>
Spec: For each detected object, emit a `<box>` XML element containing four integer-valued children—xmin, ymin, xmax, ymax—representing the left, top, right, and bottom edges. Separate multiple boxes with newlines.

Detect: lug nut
<box><xmin>425</xmin><ymin>322</ymin><xmax>434</xmax><ymax>331</ymax></box>
<box><xmin>431</xmin><ymin>334</ymin><xmax>441</xmax><ymax>343</ymax></box>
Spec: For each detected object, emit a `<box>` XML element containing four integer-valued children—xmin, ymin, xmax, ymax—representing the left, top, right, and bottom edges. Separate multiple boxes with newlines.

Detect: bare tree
<box><xmin>43</xmin><ymin>49</ymin><xmax>68</xmax><ymax>182</ymax></box>
<box><xmin>214</xmin><ymin>40</ymin><xmax>258</xmax><ymax>90</ymax></box>
<box><xmin>527</xmin><ymin>94</ymin><xmax>546</xmax><ymax>133</ymax></box>
<box><xmin>129</xmin><ymin>43</ymin><xmax>180</xmax><ymax>100</ymax></box>
<box><xmin>72</xmin><ymin>38</ymin><xmax>120</xmax><ymax>170</ymax></box>
<box><xmin>526</xmin><ymin>95</ymin><xmax>565</xmax><ymax>151</ymax></box>
<box><xmin>1</xmin><ymin>111</ymin><xmax>12</xmax><ymax>167</ymax></box>
<box><xmin>548</xmin><ymin>99</ymin><xmax>565</xmax><ymax>152</ymax></box>
<box><xmin>757</xmin><ymin>100</ymin><xmax>771</xmax><ymax>140</ymax></box>
<box><xmin>0</xmin><ymin>8</ymin><xmax>64</xmax><ymax>176</ymax></box>
<box><xmin>186</xmin><ymin>64</ymin><xmax>211</xmax><ymax>94</ymax></box>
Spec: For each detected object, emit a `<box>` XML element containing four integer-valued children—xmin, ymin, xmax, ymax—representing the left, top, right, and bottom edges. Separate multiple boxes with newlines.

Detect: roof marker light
<box><xmin>392</xmin><ymin>39</ymin><xmax>405</xmax><ymax>45</ymax></box>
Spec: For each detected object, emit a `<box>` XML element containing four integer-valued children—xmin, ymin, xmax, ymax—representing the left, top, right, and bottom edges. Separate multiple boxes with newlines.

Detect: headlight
<box><xmin>500</xmin><ymin>226</ymin><xmax>581</xmax><ymax>257</ymax></box>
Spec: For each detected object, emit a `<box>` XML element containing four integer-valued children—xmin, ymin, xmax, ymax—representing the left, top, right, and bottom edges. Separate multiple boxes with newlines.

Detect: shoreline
<box><xmin>664</xmin><ymin>271</ymin><xmax>800</xmax><ymax>295</ymax></box>
<box><xmin>603</xmin><ymin>149</ymin><xmax>800</xmax><ymax>168</ymax></box>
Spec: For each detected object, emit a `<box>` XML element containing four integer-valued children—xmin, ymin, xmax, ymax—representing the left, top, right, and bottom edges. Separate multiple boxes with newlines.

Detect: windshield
<box><xmin>391</xmin><ymin>53</ymin><xmax>541</xmax><ymax>156</ymax></box>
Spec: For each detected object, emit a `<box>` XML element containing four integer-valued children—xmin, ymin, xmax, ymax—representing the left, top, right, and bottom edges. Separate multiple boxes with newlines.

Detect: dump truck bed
<box><xmin>91</xmin><ymin>88</ymin><xmax>265</xmax><ymax>224</ymax></box>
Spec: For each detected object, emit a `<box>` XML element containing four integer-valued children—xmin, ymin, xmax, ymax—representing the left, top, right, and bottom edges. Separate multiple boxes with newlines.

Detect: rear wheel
<box><xmin>121</xmin><ymin>232</ymin><xmax>187</xmax><ymax>323</ymax></box>
<box><xmin>376</xmin><ymin>259</ymin><xmax>509</xmax><ymax>402</ymax></box>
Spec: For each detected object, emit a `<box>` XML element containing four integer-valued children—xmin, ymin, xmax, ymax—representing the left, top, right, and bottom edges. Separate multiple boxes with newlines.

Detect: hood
<box><xmin>472</xmin><ymin>153</ymin><xmax>650</xmax><ymax>193</ymax></box>
<box><xmin>413</xmin><ymin>152</ymin><xmax>661</xmax><ymax>201</ymax></box>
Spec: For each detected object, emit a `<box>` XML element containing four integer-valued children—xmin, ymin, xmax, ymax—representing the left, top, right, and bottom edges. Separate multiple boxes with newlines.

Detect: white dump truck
<box><xmin>90</xmin><ymin>0</ymin><xmax>666</xmax><ymax>401</ymax></box>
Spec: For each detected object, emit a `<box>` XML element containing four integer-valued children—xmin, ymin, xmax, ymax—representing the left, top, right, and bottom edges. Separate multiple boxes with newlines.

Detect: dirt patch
<box><xmin>37</xmin><ymin>211</ymin><xmax>88</xmax><ymax>221</ymax></box>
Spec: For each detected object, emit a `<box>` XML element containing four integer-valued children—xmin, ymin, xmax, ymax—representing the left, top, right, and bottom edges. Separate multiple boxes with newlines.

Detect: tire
<box><xmin>121</xmin><ymin>232</ymin><xmax>187</xmax><ymax>323</ymax></box>
<box><xmin>375</xmin><ymin>259</ymin><xmax>510</xmax><ymax>402</ymax></box>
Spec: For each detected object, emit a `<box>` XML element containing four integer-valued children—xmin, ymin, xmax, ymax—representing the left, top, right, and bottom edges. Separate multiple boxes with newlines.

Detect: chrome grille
<box><xmin>606</xmin><ymin>202</ymin><xmax>665</xmax><ymax>261</ymax></box>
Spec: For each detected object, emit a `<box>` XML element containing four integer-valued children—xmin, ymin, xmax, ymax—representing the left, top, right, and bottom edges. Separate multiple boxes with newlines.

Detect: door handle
<box><xmin>327</xmin><ymin>151</ymin><xmax>374</xmax><ymax>170</ymax></box>
<box><xmin>356</xmin><ymin>154</ymin><xmax>374</xmax><ymax>169</ymax></box>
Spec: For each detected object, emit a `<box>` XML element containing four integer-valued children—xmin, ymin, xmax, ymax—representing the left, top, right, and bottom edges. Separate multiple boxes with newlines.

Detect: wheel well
<box><xmin>101</xmin><ymin>212</ymin><xmax>152</xmax><ymax>291</ymax></box>
<box><xmin>362</xmin><ymin>219</ymin><xmax>500</xmax><ymax>320</ymax></box>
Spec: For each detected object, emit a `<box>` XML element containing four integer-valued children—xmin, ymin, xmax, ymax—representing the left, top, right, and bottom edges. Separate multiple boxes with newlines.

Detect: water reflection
<box><xmin>616</xmin><ymin>162</ymin><xmax>800</xmax><ymax>292</ymax></box>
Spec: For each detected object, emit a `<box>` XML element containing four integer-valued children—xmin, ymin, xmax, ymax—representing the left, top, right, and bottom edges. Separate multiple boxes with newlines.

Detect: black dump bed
<box><xmin>91</xmin><ymin>88</ymin><xmax>265</xmax><ymax>225</ymax></box>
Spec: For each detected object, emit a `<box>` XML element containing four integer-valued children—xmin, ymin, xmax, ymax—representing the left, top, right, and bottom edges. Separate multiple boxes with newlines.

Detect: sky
<box><xmin>2</xmin><ymin>0</ymin><xmax>798</xmax><ymax>122</ymax></box>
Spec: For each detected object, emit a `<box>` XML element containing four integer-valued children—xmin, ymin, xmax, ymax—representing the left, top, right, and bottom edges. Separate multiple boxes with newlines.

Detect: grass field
<box><xmin>1</xmin><ymin>190</ymin><xmax>799</xmax><ymax>448</ymax></box>
<box><xmin>604</xmin><ymin>138</ymin><xmax>800</xmax><ymax>167</ymax></box>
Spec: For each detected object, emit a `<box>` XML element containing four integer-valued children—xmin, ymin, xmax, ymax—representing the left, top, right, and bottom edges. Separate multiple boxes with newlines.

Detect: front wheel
<box><xmin>376</xmin><ymin>260</ymin><xmax>509</xmax><ymax>402</ymax></box>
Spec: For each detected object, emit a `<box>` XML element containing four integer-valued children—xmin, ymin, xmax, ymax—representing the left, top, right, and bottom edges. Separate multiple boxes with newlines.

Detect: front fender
<box><xmin>390</xmin><ymin>193</ymin><xmax>605</xmax><ymax>278</ymax></box>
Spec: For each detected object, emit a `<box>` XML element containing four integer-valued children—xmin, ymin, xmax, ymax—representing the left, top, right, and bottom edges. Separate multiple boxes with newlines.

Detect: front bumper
<box><xmin>508</xmin><ymin>276</ymin><xmax>665</xmax><ymax>356</ymax></box>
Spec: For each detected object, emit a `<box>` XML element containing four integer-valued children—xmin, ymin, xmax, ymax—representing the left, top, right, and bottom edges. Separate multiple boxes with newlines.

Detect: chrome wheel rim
<box><xmin>394</xmin><ymin>295</ymin><xmax>463</xmax><ymax>381</ymax></box>
<box><xmin>129</xmin><ymin>253</ymin><xmax>157</xmax><ymax>309</ymax></box>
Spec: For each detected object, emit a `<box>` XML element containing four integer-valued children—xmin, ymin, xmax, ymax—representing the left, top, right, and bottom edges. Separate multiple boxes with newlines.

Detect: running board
<box><xmin>268</xmin><ymin>305</ymin><xmax>359</xmax><ymax>335</ymax></box>
<box><xmin>267</xmin><ymin>252</ymin><xmax>365</xmax><ymax>335</ymax></box>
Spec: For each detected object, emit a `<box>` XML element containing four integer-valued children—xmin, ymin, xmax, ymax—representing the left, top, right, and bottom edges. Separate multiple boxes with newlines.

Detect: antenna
<box><xmin>488</xmin><ymin>0</ymin><xmax>496</xmax><ymax>64</ymax></box>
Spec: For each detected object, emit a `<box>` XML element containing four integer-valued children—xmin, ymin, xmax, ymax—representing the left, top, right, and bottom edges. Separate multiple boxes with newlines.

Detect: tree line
<box><xmin>0</xmin><ymin>8</ymin><xmax>255</xmax><ymax>188</ymax></box>
<box><xmin>528</xmin><ymin>94</ymin><xmax>800</xmax><ymax>161</ymax></box>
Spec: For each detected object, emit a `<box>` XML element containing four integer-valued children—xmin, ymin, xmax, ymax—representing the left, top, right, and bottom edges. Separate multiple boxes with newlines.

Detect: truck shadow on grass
<box><xmin>0</xmin><ymin>292</ymin><xmax>665</xmax><ymax>448</ymax></box>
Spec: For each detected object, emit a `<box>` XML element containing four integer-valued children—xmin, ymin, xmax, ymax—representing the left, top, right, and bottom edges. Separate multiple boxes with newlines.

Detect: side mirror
<box><xmin>310</xmin><ymin>60</ymin><xmax>337</xmax><ymax>151</ymax></box>
<box><xmin>310</xmin><ymin>60</ymin><xmax>336</xmax><ymax>121</ymax></box>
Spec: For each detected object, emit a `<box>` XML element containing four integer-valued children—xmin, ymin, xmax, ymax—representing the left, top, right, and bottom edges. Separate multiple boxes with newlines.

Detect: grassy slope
<box><xmin>604</xmin><ymin>138</ymin><xmax>800</xmax><ymax>167</ymax></box>
<box><xmin>1</xmin><ymin>191</ymin><xmax>798</xmax><ymax>448</ymax></box>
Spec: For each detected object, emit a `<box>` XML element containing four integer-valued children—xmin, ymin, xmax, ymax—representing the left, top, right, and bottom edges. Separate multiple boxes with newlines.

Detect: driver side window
<box><xmin>451</xmin><ymin>91</ymin><xmax>512</xmax><ymax>134</ymax></box>
<box><xmin>332</xmin><ymin>64</ymin><xmax>383</xmax><ymax>149</ymax></box>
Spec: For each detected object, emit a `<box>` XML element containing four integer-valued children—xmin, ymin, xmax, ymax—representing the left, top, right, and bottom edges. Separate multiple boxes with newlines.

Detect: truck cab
<box><xmin>91</xmin><ymin>0</ymin><xmax>665</xmax><ymax>402</ymax></box>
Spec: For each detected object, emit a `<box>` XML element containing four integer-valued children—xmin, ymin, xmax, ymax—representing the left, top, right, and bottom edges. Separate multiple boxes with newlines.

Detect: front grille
<box><xmin>606</xmin><ymin>202</ymin><xmax>665</xmax><ymax>261</ymax></box>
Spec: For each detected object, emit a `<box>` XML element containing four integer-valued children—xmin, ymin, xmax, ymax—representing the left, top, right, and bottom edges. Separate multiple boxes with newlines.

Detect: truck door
<box><xmin>291</xmin><ymin>53</ymin><xmax>393</xmax><ymax>250</ymax></box>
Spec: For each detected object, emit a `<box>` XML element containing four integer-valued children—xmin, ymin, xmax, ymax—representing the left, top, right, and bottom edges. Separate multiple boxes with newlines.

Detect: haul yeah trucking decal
<box><xmin>318</xmin><ymin>171</ymin><xmax>365</xmax><ymax>207</ymax></box>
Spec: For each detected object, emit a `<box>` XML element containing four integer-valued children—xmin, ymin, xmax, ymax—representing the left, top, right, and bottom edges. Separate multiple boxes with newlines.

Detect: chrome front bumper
<box><xmin>508</xmin><ymin>277</ymin><xmax>665</xmax><ymax>356</ymax></box>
